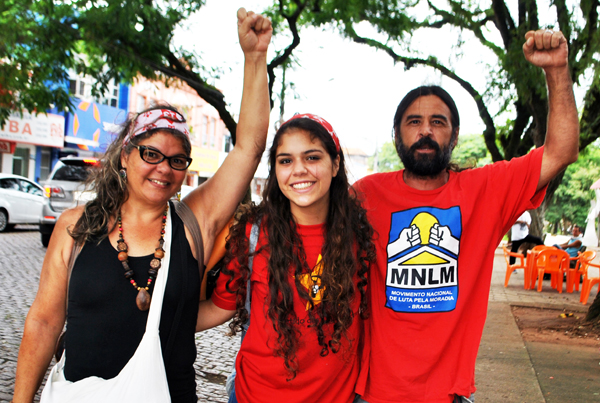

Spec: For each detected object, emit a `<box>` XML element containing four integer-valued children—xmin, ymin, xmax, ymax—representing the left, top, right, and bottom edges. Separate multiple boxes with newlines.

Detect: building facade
<box><xmin>0</xmin><ymin>73</ymin><xmax>232</xmax><ymax>191</ymax></box>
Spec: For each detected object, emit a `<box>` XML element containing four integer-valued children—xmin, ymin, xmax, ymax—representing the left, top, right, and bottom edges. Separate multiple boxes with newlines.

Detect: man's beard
<box><xmin>396</xmin><ymin>136</ymin><xmax>453</xmax><ymax>178</ymax></box>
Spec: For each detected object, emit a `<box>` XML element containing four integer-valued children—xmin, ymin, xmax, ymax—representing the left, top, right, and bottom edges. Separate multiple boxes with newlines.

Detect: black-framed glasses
<box><xmin>134</xmin><ymin>145</ymin><xmax>192</xmax><ymax>171</ymax></box>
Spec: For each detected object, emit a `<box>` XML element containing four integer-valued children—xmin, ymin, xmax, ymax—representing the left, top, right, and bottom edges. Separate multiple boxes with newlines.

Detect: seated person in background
<box><xmin>555</xmin><ymin>224</ymin><xmax>583</xmax><ymax>258</ymax></box>
<box><xmin>509</xmin><ymin>210</ymin><xmax>544</xmax><ymax>264</ymax></box>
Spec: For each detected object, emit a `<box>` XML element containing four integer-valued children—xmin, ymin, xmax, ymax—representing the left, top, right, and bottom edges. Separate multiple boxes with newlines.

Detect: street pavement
<box><xmin>477</xmin><ymin>249</ymin><xmax>600</xmax><ymax>402</ymax></box>
<box><xmin>0</xmin><ymin>228</ymin><xmax>598</xmax><ymax>402</ymax></box>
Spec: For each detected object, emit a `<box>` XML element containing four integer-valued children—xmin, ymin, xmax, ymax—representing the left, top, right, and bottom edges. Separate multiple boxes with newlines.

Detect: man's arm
<box><xmin>522</xmin><ymin>29</ymin><xmax>579</xmax><ymax>191</ymax></box>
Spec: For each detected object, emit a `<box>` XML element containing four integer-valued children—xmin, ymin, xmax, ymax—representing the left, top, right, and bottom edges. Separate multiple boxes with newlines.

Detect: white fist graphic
<box><xmin>429</xmin><ymin>223</ymin><xmax>459</xmax><ymax>255</ymax></box>
<box><xmin>388</xmin><ymin>224</ymin><xmax>421</xmax><ymax>257</ymax></box>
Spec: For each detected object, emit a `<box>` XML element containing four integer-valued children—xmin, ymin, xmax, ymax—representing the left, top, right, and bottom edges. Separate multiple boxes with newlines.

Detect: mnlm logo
<box><xmin>385</xmin><ymin>206</ymin><xmax>461</xmax><ymax>313</ymax></box>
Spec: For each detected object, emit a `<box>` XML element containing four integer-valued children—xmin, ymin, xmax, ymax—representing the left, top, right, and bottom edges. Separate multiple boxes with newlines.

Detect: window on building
<box><xmin>12</xmin><ymin>147</ymin><xmax>29</xmax><ymax>177</ymax></box>
<box><xmin>210</xmin><ymin>118</ymin><xmax>216</xmax><ymax>148</ymax></box>
<box><xmin>68</xmin><ymin>73</ymin><xmax>119</xmax><ymax>107</ymax></box>
<box><xmin>201</xmin><ymin>116</ymin><xmax>208</xmax><ymax>146</ymax></box>
<box><xmin>223</xmin><ymin>131</ymin><xmax>231</xmax><ymax>153</ymax></box>
<box><xmin>98</xmin><ymin>79</ymin><xmax>119</xmax><ymax>107</ymax></box>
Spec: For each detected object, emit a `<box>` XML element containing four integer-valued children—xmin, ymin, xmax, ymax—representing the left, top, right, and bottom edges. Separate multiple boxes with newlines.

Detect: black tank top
<box><xmin>64</xmin><ymin>202</ymin><xmax>200</xmax><ymax>403</ymax></box>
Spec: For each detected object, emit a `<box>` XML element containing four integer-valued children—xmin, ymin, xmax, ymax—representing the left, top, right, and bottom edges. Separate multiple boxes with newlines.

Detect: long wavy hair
<box><xmin>69</xmin><ymin>104</ymin><xmax>191</xmax><ymax>243</ymax></box>
<box><xmin>223</xmin><ymin>117</ymin><xmax>375</xmax><ymax>379</ymax></box>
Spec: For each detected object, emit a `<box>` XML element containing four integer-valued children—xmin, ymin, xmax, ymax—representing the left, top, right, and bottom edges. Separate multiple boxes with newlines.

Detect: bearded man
<box><xmin>354</xmin><ymin>29</ymin><xmax>579</xmax><ymax>403</ymax></box>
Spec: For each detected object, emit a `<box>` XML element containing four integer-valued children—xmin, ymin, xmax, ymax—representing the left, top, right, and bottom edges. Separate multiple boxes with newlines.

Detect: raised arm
<box><xmin>522</xmin><ymin>29</ymin><xmax>580</xmax><ymax>191</ymax></box>
<box><xmin>184</xmin><ymin>8</ymin><xmax>271</xmax><ymax>263</ymax></box>
<box><xmin>12</xmin><ymin>208</ymin><xmax>79</xmax><ymax>403</ymax></box>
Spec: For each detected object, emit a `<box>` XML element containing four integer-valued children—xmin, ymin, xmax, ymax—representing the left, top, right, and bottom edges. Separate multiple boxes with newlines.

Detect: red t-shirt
<box><xmin>353</xmin><ymin>147</ymin><xmax>546</xmax><ymax>403</ymax></box>
<box><xmin>212</xmin><ymin>222</ymin><xmax>362</xmax><ymax>403</ymax></box>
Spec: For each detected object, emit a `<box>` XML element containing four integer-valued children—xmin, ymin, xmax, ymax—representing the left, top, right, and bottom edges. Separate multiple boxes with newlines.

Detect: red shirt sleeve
<box><xmin>211</xmin><ymin>258</ymin><xmax>239</xmax><ymax>311</ymax></box>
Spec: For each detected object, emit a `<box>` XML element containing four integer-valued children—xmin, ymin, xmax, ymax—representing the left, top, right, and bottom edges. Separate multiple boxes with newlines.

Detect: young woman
<box><xmin>197</xmin><ymin>114</ymin><xmax>376</xmax><ymax>403</ymax></box>
<box><xmin>12</xmin><ymin>8</ymin><xmax>271</xmax><ymax>403</ymax></box>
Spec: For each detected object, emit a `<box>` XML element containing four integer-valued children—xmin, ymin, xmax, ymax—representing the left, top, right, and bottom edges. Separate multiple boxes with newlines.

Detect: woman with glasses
<box><xmin>12</xmin><ymin>8</ymin><xmax>271</xmax><ymax>403</ymax></box>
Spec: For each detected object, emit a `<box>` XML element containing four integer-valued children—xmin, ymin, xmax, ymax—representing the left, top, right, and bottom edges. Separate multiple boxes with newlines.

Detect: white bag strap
<box><xmin>242</xmin><ymin>221</ymin><xmax>260</xmax><ymax>335</ymax></box>
<box><xmin>146</xmin><ymin>205</ymin><xmax>172</xmax><ymax>332</ymax></box>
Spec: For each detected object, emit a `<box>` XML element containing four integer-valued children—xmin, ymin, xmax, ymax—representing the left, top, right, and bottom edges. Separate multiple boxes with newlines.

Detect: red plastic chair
<box><xmin>566</xmin><ymin>250</ymin><xmax>596</xmax><ymax>293</ymax></box>
<box><xmin>502</xmin><ymin>246</ymin><xmax>527</xmax><ymax>287</ymax></box>
<box><xmin>533</xmin><ymin>248</ymin><xmax>570</xmax><ymax>293</ymax></box>
<box><xmin>580</xmin><ymin>260</ymin><xmax>600</xmax><ymax>304</ymax></box>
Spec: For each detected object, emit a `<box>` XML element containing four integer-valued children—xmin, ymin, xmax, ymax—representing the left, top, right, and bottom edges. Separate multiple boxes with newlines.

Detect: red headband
<box><xmin>283</xmin><ymin>113</ymin><xmax>341</xmax><ymax>152</ymax></box>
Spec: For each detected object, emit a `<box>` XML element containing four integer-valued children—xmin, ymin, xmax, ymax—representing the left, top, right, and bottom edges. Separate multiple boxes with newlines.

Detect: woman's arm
<box><xmin>196</xmin><ymin>299</ymin><xmax>236</xmax><ymax>332</ymax></box>
<box><xmin>184</xmin><ymin>8</ymin><xmax>271</xmax><ymax>264</ymax></box>
<box><xmin>12</xmin><ymin>208</ymin><xmax>81</xmax><ymax>402</ymax></box>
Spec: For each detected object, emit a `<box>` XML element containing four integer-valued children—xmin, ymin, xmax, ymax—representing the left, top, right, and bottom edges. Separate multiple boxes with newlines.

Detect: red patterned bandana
<box><xmin>284</xmin><ymin>113</ymin><xmax>341</xmax><ymax>152</ymax></box>
<box><xmin>124</xmin><ymin>109</ymin><xmax>190</xmax><ymax>145</ymax></box>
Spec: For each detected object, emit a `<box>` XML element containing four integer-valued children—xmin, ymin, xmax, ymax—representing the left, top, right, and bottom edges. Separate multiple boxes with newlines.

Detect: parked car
<box><xmin>40</xmin><ymin>157</ymin><xmax>99</xmax><ymax>247</ymax></box>
<box><xmin>0</xmin><ymin>173</ymin><xmax>45</xmax><ymax>232</ymax></box>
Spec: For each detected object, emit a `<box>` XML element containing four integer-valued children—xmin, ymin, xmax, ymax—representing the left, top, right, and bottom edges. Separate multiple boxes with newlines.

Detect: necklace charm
<box><xmin>117</xmin><ymin>204</ymin><xmax>169</xmax><ymax>311</ymax></box>
<box><xmin>136</xmin><ymin>288</ymin><xmax>151</xmax><ymax>311</ymax></box>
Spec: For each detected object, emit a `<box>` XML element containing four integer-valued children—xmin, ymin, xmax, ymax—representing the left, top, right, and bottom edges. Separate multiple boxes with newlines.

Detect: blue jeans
<box><xmin>354</xmin><ymin>394</ymin><xmax>474</xmax><ymax>402</ymax></box>
<box><xmin>228</xmin><ymin>386</ymin><xmax>238</xmax><ymax>403</ymax></box>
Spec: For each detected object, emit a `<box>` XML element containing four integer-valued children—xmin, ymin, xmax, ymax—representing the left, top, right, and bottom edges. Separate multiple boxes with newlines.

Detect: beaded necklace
<box><xmin>117</xmin><ymin>204</ymin><xmax>168</xmax><ymax>311</ymax></box>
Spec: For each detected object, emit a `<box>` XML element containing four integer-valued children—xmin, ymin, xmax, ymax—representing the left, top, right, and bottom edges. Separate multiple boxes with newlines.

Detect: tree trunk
<box><xmin>585</xmin><ymin>291</ymin><xmax>600</xmax><ymax>322</ymax></box>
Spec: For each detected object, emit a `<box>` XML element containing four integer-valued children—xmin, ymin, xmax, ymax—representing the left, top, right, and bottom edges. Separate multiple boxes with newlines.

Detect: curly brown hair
<box><xmin>223</xmin><ymin>117</ymin><xmax>375</xmax><ymax>380</ymax></box>
<box><xmin>69</xmin><ymin>103</ymin><xmax>191</xmax><ymax>243</ymax></box>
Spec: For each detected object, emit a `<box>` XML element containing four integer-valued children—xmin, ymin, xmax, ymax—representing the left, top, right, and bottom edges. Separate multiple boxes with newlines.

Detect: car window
<box><xmin>0</xmin><ymin>178</ymin><xmax>20</xmax><ymax>190</ymax></box>
<box><xmin>52</xmin><ymin>165</ymin><xmax>91</xmax><ymax>181</ymax></box>
<box><xmin>19</xmin><ymin>179</ymin><xmax>43</xmax><ymax>196</ymax></box>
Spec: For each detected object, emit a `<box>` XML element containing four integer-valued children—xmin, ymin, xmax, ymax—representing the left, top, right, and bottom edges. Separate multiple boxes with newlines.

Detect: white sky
<box><xmin>174</xmin><ymin>0</ymin><xmax>578</xmax><ymax>156</ymax></box>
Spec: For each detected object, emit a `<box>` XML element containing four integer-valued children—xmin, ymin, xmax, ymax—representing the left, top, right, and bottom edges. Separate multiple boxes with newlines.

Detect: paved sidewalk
<box><xmin>474</xmin><ymin>249</ymin><xmax>600</xmax><ymax>403</ymax></box>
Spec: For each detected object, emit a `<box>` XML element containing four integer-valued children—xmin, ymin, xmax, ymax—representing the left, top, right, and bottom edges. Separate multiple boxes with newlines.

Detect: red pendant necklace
<box><xmin>117</xmin><ymin>204</ymin><xmax>168</xmax><ymax>311</ymax></box>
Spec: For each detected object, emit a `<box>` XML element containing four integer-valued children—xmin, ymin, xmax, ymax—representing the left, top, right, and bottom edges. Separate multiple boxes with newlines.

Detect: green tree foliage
<box><xmin>0</xmin><ymin>0</ymin><xmax>74</xmax><ymax>124</ymax></box>
<box><xmin>0</xmin><ymin>0</ymin><xmax>303</xmax><ymax>142</ymax></box>
<box><xmin>370</xmin><ymin>141</ymin><xmax>402</xmax><ymax>172</ymax></box>
<box><xmin>452</xmin><ymin>134</ymin><xmax>491</xmax><ymax>168</ymax></box>
<box><xmin>545</xmin><ymin>145</ymin><xmax>600</xmax><ymax>233</ymax></box>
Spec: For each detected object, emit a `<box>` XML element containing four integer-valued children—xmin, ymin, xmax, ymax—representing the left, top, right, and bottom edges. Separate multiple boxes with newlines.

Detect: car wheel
<box><xmin>0</xmin><ymin>210</ymin><xmax>8</xmax><ymax>232</ymax></box>
<box><xmin>41</xmin><ymin>232</ymin><xmax>51</xmax><ymax>247</ymax></box>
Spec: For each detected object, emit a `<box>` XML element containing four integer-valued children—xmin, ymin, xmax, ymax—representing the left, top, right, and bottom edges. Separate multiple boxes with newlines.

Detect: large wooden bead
<box><xmin>148</xmin><ymin>269</ymin><xmax>158</xmax><ymax>278</ymax></box>
<box><xmin>118</xmin><ymin>251</ymin><xmax>128</xmax><ymax>261</ymax></box>
<box><xmin>150</xmin><ymin>258</ymin><xmax>161</xmax><ymax>269</ymax></box>
<box><xmin>154</xmin><ymin>248</ymin><xmax>165</xmax><ymax>259</ymax></box>
<box><xmin>136</xmin><ymin>288</ymin><xmax>151</xmax><ymax>311</ymax></box>
<box><xmin>124</xmin><ymin>270</ymin><xmax>134</xmax><ymax>279</ymax></box>
<box><xmin>117</xmin><ymin>241</ymin><xmax>128</xmax><ymax>252</ymax></box>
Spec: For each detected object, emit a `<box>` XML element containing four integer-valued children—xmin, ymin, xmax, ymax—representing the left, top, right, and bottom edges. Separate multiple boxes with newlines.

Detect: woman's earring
<box><xmin>119</xmin><ymin>168</ymin><xmax>127</xmax><ymax>182</ymax></box>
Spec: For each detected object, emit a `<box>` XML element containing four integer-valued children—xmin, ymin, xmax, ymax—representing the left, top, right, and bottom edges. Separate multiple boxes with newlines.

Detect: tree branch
<box><xmin>426</xmin><ymin>1</ymin><xmax>504</xmax><ymax>57</ymax></box>
<box><xmin>491</xmin><ymin>0</ymin><xmax>515</xmax><ymax>49</ymax></box>
<box><xmin>267</xmin><ymin>0</ymin><xmax>306</xmax><ymax>110</ymax></box>
<box><xmin>570</xmin><ymin>0</ymin><xmax>599</xmax><ymax>81</ymax></box>
<box><xmin>348</xmin><ymin>30</ymin><xmax>502</xmax><ymax>162</ymax></box>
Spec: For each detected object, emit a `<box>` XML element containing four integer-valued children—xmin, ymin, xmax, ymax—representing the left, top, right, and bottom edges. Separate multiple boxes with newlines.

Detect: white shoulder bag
<box><xmin>40</xmin><ymin>207</ymin><xmax>173</xmax><ymax>403</ymax></box>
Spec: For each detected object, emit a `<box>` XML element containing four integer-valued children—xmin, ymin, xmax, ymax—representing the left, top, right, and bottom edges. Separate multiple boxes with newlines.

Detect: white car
<box><xmin>0</xmin><ymin>173</ymin><xmax>45</xmax><ymax>232</ymax></box>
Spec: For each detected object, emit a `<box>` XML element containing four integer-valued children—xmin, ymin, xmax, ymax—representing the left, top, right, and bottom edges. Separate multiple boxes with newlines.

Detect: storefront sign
<box><xmin>65</xmin><ymin>100</ymin><xmax>126</xmax><ymax>152</ymax></box>
<box><xmin>189</xmin><ymin>147</ymin><xmax>220</xmax><ymax>174</ymax></box>
<box><xmin>0</xmin><ymin>112</ymin><xmax>65</xmax><ymax>148</ymax></box>
<box><xmin>0</xmin><ymin>140</ymin><xmax>16</xmax><ymax>153</ymax></box>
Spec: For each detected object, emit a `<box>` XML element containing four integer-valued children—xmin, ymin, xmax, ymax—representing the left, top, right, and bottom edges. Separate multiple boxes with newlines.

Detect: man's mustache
<box><xmin>409</xmin><ymin>137</ymin><xmax>441</xmax><ymax>154</ymax></box>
